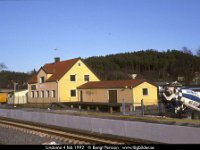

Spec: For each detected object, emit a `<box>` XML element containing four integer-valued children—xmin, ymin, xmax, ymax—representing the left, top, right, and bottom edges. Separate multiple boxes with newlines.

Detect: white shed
<box><xmin>8</xmin><ymin>90</ymin><xmax>28</xmax><ymax>104</ymax></box>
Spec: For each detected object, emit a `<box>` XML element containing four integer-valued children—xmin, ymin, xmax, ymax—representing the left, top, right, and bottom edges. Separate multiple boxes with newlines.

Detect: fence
<box><xmin>5</xmin><ymin>96</ymin><xmax>52</xmax><ymax>109</ymax></box>
<box><xmin>120</xmin><ymin>100</ymin><xmax>166</xmax><ymax>116</ymax></box>
<box><xmin>3</xmin><ymin>95</ymin><xmax>200</xmax><ymax>119</ymax></box>
<box><xmin>6</xmin><ymin>96</ymin><xmax>165</xmax><ymax>116</ymax></box>
<box><xmin>7</xmin><ymin>96</ymin><xmax>27</xmax><ymax>105</ymax></box>
<box><xmin>46</xmin><ymin>99</ymin><xmax>165</xmax><ymax>117</ymax></box>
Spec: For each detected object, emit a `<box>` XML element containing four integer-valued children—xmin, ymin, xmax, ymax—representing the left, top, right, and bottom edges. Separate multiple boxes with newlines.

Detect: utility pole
<box><xmin>12</xmin><ymin>80</ymin><xmax>18</xmax><ymax>106</ymax></box>
<box><xmin>122</xmin><ymin>99</ymin><xmax>126</xmax><ymax>115</ymax></box>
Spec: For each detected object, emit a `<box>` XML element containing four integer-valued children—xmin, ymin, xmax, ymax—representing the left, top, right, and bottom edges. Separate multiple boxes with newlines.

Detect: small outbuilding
<box><xmin>77</xmin><ymin>79</ymin><xmax>158</xmax><ymax>108</ymax></box>
<box><xmin>7</xmin><ymin>89</ymin><xmax>28</xmax><ymax>105</ymax></box>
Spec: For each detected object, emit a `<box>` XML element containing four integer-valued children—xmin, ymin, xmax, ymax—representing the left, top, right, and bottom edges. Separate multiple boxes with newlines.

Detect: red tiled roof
<box><xmin>28</xmin><ymin>74</ymin><xmax>37</xmax><ymax>84</ymax></box>
<box><xmin>28</xmin><ymin>58</ymin><xmax>80</xmax><ymax>84</ymax></box>
<box><xmin>77</xmin><ymin>79</ymin><xmax>147</xmax><ymax>89</ymax></box>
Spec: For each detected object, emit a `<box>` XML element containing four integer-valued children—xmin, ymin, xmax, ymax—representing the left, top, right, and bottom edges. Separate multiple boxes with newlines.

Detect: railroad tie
<box><xmin>72</xmin><ymin>140</ymin><xmax>81</xmax><ymax>145</ymax></box>
<box><xmin>76</xmin><ymin>141</ymin><xmax>90</xmax><ymax>145</ymax></box>
<box><xmin>23</xmin><ymin>129</ymin><xmax>28</xmax><ymax>133</ymax></box>
<box><xmin>6</xmin><ymin>125</ymin><xmax>11</xmax><ymax>129</ymax></box>
<box><xmin>29</xmin><ymin>131</ymin><xmax>35</xmax><ymax>135</ymax></box>
<box><xmin>58</xmin><ymin>136</ymin><xmax>65</xmax><ymax>142</ymax></box>
<box><xmin>63</xmin><ymin>138</ymin><xmax>70</xmax><ymax>143</ymax></box>
<box><xmin>46</xmin><ymin>134</ymin><xmax>52</xmax><ymax>138</ymax></box>
<box><xmin>49</xmin><ymin>135</ymin><xmax>55</xmax><ymax>139</ymax></box>
<box><xmin>39</xmin><ymin>133</ymin><xmax>47</xmax><ymax>138</ymax></box>
<box><xmin>0</xmin><ymin>120</ymin><xmax>133</xmax><ymax>145</ymax></box>
<box><xmin>109</xmin><ymin>141</ymin><xmax>125</xmax><ymax>145</ymax></box>
<box><xmin>66</xmin><ymin>139</ymin><xmax>74</xmax><ymax>144</ymax></box>
<box><xmin>53</xmin><ymin>136</ymin><xmax>60</xmax><ymax>140</ymax></box>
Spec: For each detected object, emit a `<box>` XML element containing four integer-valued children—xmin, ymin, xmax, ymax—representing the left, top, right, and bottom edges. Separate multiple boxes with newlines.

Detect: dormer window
<box><xmin>31</xmin><ymin>85</ymin><xmax>36</xmax><ymax>90</ymax></box>
<box><xmin>40</xmin><ymin>77</ymin><xmax>45</xmax><ymax>83</ymax></box>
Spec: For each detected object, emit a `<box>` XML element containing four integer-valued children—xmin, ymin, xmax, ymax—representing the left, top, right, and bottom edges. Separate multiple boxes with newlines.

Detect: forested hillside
<box><xmin>84</xmin><ymin>49</ymin><xmax>200</xmax><ymax>84</ymax></box>
<box><xmin>1</xmin><ymin>49</ymin><xmax>200</xmax><ymax>89</ymax></box>
<box><xmin>0</xmin><ymin>71</ymin><xmax>33</xmax><ymax>89</ymax></box>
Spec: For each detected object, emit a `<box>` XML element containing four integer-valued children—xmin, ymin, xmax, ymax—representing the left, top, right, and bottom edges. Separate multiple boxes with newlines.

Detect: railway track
<box><xmin>0</xmin><ymin>118</ymin><xmax>152</xmax><ymax>145</ymax></box>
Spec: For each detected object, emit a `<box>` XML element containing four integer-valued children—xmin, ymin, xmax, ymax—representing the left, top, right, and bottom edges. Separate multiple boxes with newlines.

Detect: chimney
<box><xmin>54</xmin><ymin>57</ymin><xmax>60</xmax><ymax>63</ymax></box>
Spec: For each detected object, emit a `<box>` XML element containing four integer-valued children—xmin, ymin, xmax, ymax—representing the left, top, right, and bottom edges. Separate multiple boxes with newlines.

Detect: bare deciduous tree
<box><xmin>196</xmin><ymin>48</ymin><xmax>200</xmax><ymax>57</ymax></box>
<box><xmin>0</xmin><ymin>63</ymin><xmax>8</xmax><ymax>71</ymax></box>
<box><xmin>182</xmin><ymin>46</ymin><xmax>193</xmax><ymax>55</ymax></box>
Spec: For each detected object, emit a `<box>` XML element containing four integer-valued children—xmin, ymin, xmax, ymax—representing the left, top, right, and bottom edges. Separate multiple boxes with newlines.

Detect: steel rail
<box><xmin>0</xmin><ymin>118</ymin><xmax>144</xmax><ymax>145</ymax></box>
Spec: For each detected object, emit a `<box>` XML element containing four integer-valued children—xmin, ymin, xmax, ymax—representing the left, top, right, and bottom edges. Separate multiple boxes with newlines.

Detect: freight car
<box><xmin>0</xmin><ymin>93</ymin><xmax>8</xmax><ymax>104</ymax></box>
<box><xmin>0</xmin><ymin>89</ymin><xmax>13</xmax><ymax>104</ymax></box>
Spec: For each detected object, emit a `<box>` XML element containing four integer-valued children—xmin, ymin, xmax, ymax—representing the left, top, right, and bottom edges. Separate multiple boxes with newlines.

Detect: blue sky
<box><xmin>0</xmin><ymin>0</ymin><xmax>200</xmax><ymax>72</ymax></box>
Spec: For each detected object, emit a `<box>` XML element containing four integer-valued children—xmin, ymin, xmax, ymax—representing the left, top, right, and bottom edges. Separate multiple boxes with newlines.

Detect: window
<box><xmin>41</xmin><ymin>91</ymin><xmax>44</xmax><ymax>98</ymax></box>
<box><xmin>36</xmin><ymin>91</ymin><xmax>39</xmax><ymax>98</ymax></box>
<box><xmin>46</xmin><ymin>90</ymin><xmax>50</xmax><ymax>98</ymax></box>
<box><xmin>70</xmin><ymin>90</ymin><xmax>76</xmax><ymax>97</ymax></box>
<box><xmin>40</xmin><ymin>77</ymin><xmax>45</xmax><ymax>83</ymax></box>
<box><xmin>31</xmin><ymin>91</ymin><xmax>34</xmax><ymax>98</ymax></box>
<box><xmin>70</xmin><ymin>75</ymin><xmax>76</xmax><ymax>81</ymax></box>
<box><xmin>78</xmin><ymin>63</ymin><xmax>81</xmax><ymax>66</ymax></box>
<box><xmin>52</xmin><ymin>90</ymin><xmax>56</xmax><ymax>98</ymax></box>
<box><xmin>143</xmin><ymin>88</ymin><xmax>148</xmax><ymax>96</ymax></box>
<box><xmin>31</xmin><ymin>85</ymin><xmax>36</xmax><ymax>90</ymax></box>
<box><xmin>84</xmin><ymin>75</ymin><xmax>90</xmax><ymax>81</ymax></box>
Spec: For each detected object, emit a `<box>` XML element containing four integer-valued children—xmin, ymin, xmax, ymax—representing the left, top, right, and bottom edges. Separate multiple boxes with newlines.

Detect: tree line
<box><xmin>0</xmin><ymin>63</ymin><xmax>35</xmax><ymax>89</ymax></box>
<box><xmin>84</xmin><ymin>49</ymin><xmax>200</xmax><ymax>85</ymax></box>
<box><xmin>0</xmin><ymin>71</ymin><xmax>33</xmax><ymax>90</ymax></box>
<box><xmin>1</xmin><ymin>49</ymin><xmax>200</xmax><ymax>89</ymax></box>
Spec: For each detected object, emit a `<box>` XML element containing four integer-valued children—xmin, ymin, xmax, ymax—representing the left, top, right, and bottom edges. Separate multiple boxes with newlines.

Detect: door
<box><xmin>109</xmin><ymin>90</ymin><xmax>117</xmax><ymax>104</ymax></box>
<box><xmin>80</xmin><ymin>90</ymin><xmax>83</xmax><ymax>102</ymax></box>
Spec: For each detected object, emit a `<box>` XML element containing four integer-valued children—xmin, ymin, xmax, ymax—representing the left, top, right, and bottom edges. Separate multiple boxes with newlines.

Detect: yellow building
<box><xmin>0</xmin><ymin>89</ymin><xmax>13</xmax><ymax>103</ymax></box>
<box><xmin>77</xmin><ymin>79</ymin><xmax>158</xmax><ymax>106</ymax></box>
<box><xmin>28</xmin><ymin>58</ymin><xmax>100</xmax><ymax>103</ymax></box>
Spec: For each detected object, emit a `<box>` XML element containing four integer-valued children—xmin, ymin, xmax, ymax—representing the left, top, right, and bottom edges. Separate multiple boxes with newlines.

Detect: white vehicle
<box><xmin>161</xmin><ymin>86</ymin><xmax>200</xmax><ymax>117</ymax></box>
<box><xmin>178</xmin><ymin>88</ymin><xmax>200</xmax><ymax>111</ymax></box>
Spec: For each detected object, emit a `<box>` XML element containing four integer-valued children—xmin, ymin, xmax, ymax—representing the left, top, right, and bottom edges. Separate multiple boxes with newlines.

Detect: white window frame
<box><xmin>40</xmin><ymin>76</ymin><xmax>45</xmax><ymax>83</ymax></box>
<box><xmin>36</xmin><ymin>91</ymin><xmax>39</xmax><ymax>98</ymax></box>
<box><xmin>46</xmin><ymin>90</ymin><xmax>50</xmax><ymax>98</ymax></box>
<box><xmin>52</xmin><ymin>90</ymin><xmax>56</xmax><ymax>98</ymax></box>
<box><xmin>41</xmin><ymin>91</ymin><xmax>44</xmax><ymax>98</ymax></box>
<box><xmin>31</xmin><ymin>91</ymin><xmax>34</xmax><ymax>98</ymax></box>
